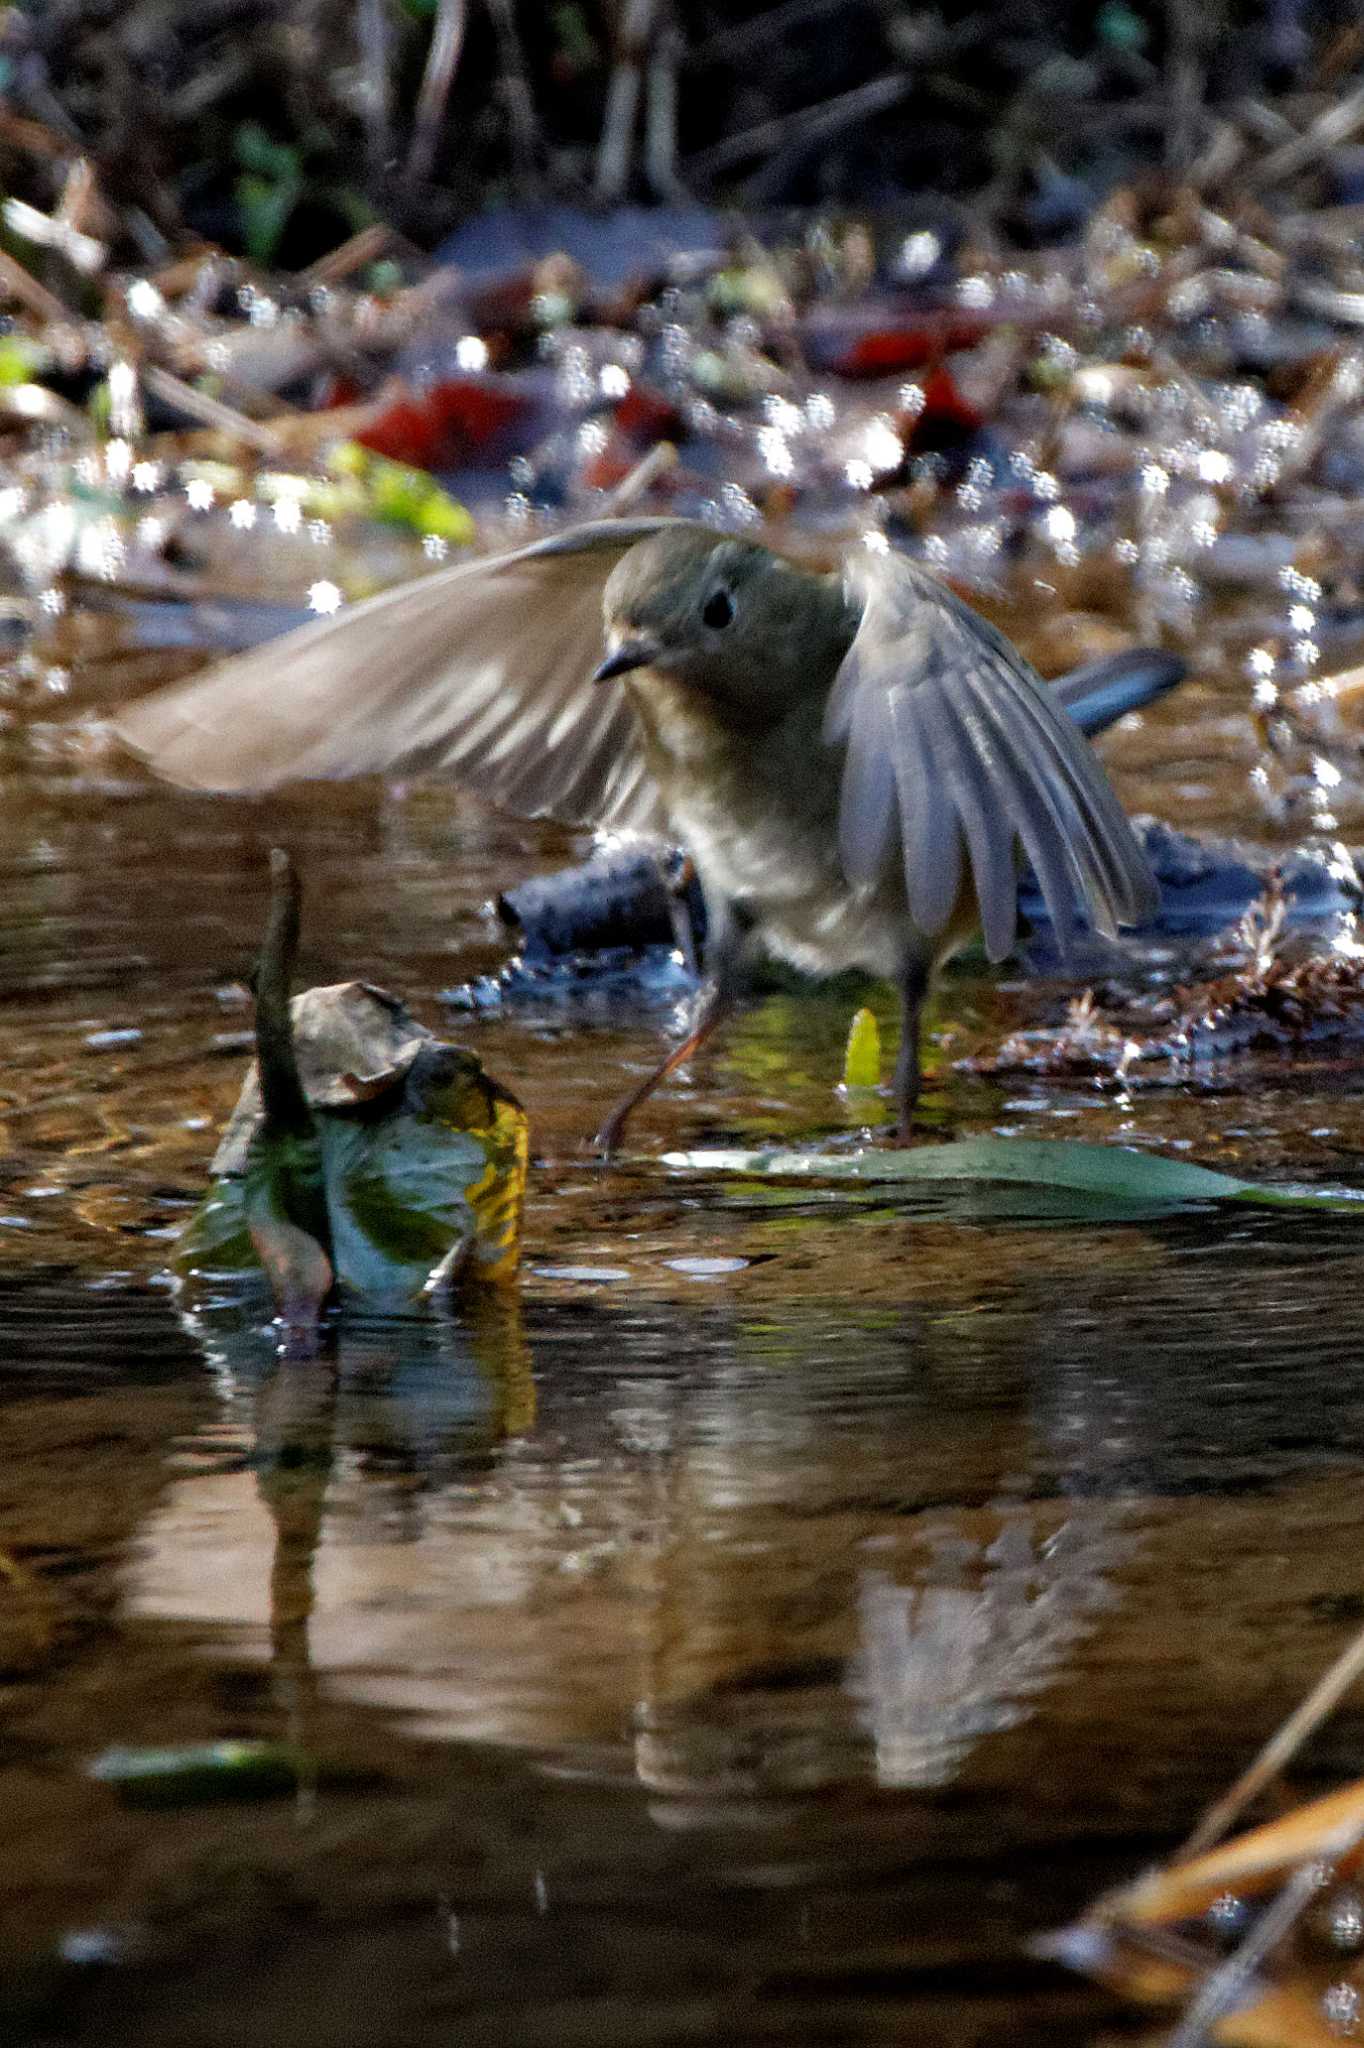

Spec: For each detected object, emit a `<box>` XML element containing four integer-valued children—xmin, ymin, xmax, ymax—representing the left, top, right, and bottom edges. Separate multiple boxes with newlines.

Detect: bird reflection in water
<box><xmin>126</xmin><ymin>1296</ymin><xmax>1137</xmax><ymax>1812</ymax></box>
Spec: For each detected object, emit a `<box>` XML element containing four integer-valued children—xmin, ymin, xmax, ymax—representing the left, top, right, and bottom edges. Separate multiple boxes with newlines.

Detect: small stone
<box><xmin>663</xmin><ymin>1256</ymin><xmax>749</xmax><ymax>1276</ymax></box>
<box><xmin>532</xmin><ymin>1264</ymin><xmax>630</xmax><ymax>1283</ymax></box>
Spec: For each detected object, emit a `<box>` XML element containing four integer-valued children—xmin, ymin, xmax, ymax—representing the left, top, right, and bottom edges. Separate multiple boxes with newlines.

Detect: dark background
<box><xmin>3</xmin><ymin>1</ymin><xmax>1362</xmax><ymax>267</ymax></box>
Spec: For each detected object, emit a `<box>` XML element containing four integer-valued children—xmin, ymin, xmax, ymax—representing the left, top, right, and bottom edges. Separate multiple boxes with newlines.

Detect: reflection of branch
<box><xmin>252</xmin><ymin>1354</ymin><xmax>337</xmax><ymax>1806</ymax></box>
<box><xmin>255</xmin><ymin>1359</ymin><xmax>337</xmax><ymax>1666</ymax></box>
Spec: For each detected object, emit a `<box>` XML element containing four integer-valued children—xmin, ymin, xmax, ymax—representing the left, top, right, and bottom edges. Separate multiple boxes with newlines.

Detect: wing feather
<box><xmin>974</xmin><ymin>652</ymin><xmax>1149</xmax><ymax>926</ymax></box>
<box><xmin>915</xmin><ymin>688</ymin><xmax>1017</xmax><ymax>957</ymax></box>
<box><xmin>111</xmin><ymin>517</ymin><xmax>698</xmax><ymax>833</ymax></box>
<box><xmin>832</xmin><ymin>554</ymin><xmax>1158</xmax><ymax>962</ymax></box>
<box><xmin>888</xmin><ymin>685</ymin><xmax>962</xmax><ymax>935</ymax></box>
<box><xmin>953</xmin><ymin>657</ymin><xmax>1106</xmax><ymax>945</ymax></box>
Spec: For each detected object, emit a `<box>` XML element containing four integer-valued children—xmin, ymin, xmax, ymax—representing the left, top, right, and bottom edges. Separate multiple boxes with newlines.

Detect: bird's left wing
<box><xmin>111</xmin><ymin>518</ymin><xmax>697</xmax><ymax>833</ymax></box>
<box><xmin>827</xmin><ymin>551</ymin><xmax>1159</xmax><ymax>960</ymax></box>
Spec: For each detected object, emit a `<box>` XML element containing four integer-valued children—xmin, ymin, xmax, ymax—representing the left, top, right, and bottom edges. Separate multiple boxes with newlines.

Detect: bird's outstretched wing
<box><xmin>111</xmin><ymin>518</ymin><xmax>697</xmax><ymax>831</ymax></box>
<box><xmin>827</xmin><ymin>552</ymin><xmax>1159</xmax><ymax>961</ymax></box>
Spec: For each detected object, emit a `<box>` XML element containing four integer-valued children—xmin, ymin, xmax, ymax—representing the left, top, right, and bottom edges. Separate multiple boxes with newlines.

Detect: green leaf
<box><xmin>177</xmin><ymin>1040</ymin><xmax>527</xmax><ymax>1302</ymax></box>
<box><xmin>0</xmin><ymin>334</ymin><xmax>48</xmax><ymax>387</ymax></box>
<box><xmin>88</xmin><ymin>1741</ymin><xmax>379</xmax><ymax>1806</ymax></box>
<box><xmin>236</xmin><ymin>172</ymin><xmax>300</xmax><ymax>267</ymax></box>
<box><xmin>233</xmin><ymin>121</ymin><xmax>301</xmax><ymax>182</ymax></box>
<box><xmin>316</xmin><ymin>1103</ymin><xmax>515</xmax><ymax>1300</ymax></box>
<box><xmin>1096</xmin><ymin>0</ymin><xmax>1148</xmax><ymax>51</ymax></box>
<box><xmin>662</xmin><ymin>1137</ymin><xmax>1364</xmax><ymax>1215</ymax></box>
<box><xmin>841</xmin><ymin>1006</ymin><xmax>881</xmax><ymax>1090</ymax></box>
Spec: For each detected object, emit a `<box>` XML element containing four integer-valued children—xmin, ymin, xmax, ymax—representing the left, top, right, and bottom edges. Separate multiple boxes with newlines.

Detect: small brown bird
<box><xmin>113</xmin><ymin>519</ymin><xmax>1158</xmax><ymax>1152</ymax></box>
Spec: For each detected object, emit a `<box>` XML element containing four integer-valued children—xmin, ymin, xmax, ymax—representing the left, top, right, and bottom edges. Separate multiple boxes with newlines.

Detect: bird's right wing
<box><xmin>827</xmin><ymin>552</ymin><xmax>1160</xmax><ymax>961</ymax></box>
<box><xmin>111</xmin><ymin>518</ymin><xmax>700</xmax><ymax>833</ymax></box>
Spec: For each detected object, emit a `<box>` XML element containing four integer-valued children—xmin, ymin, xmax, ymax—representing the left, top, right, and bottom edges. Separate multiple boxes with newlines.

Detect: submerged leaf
<box><xmin>663</xmin><ymin>1137</ymin><xmax>1364</xmax><ymax>1213</ymax></box>
<box><xmin>91</xmin><ymin>1741</ymin><xmax>308</xmax><ymax>1807</ymax></box>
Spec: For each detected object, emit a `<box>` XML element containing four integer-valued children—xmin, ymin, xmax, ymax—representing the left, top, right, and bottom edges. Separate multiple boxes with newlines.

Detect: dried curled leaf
<box><xmin>1040</xmin><ymin>1917</ymin><xmax>1351</xmax><ymax>2048</ymax></box>
<box><xmin>1110</xmin><ymin>1781</ymin><xmax>1364</xmax><ymax>1927</ymax></box>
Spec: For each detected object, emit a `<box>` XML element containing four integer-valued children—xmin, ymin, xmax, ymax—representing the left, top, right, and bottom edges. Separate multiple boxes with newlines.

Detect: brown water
<box><xmin>6</xmin><ymin>622</ymin><xmax>1364</xmax><ymax>2048</ymax></box>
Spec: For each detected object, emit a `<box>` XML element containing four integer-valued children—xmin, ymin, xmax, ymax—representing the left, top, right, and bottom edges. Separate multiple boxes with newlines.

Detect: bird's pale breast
<box><xmin>628</xmin><ymin>667</ymin><xmax>956</xmax><ymax>980</ymax></box>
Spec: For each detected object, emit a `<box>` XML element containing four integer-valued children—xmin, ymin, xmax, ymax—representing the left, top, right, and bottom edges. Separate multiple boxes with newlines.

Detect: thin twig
<box><xmin>1178</xmin><ymin>1617</ymin><xmax>1364</xmax><ymax>1863</ymax></box>
<box><xmin>599</xmin><ymin>439</ymin><xmax>677</xmax><ymax>513</ymax></box>
<box><xmin>3</xmin><ymin>195</ymin><xmax>104</xmax><ymax>274</ymax></box>
<box><xmin>299</xmin><ymin>223</ymin><xmax>391</xmax><ymax>287</ymax></box>
<box><xmin>406</xmin><ymin>0</ymin><xmax>468</xmax><ymax>185</ymax></box>
<box><xmin>595</xmin><ymin>0</ymin><xmax>659</xmax><ymax>200</ymax></box>
<box><xmin>1163</xmin><ymin>0</ymin><xmax>1203</xmax><ymax>174</ymax></box>
<box><xmin>684</xmin><ymin>73</ymin><xmax>912</xmax><ymax>182</ymax></box>
<box><xmin>687</xmin><ymin>0</ymin><xmax>848</xmax><ymax>68</ymax></box>
<box><xmin>356</xmin><ymin>0</ymin><xmax>395</xmax><ymax>181</ymax></box>
<box><xmin>0</xmin><ymin>105</ymin><xmax>71</xmax><ymax>159</ymax></box>
<box><xmin>484</xmin><ymin>0</ymin><xmax>542</xmax><ymax>186</ymax></box>
<box><xmin>1171</xmin><ymin>1613</ymin><xmax>1364</xmax><ymax>1875</ymax></box>
<box><xmin>1168</xmin><ymin>1845</ymin><xmax>1353</xmax><ymax>2048</ymax></box>
<box><xmin>644</xmin><ymin>11</ymin><xmax>688</xmax><ymax>200</ymax></box>
<box><xmin>1247</xmin><ymin>77</ymin><xmax>1364</xmax><ymax>189</ymax></box>
<box><xmin>0</xmin><ymin>247</ymin><xmax>70</xmax><ymax>324</ymax></box>
<box><xmin>142</xmin><ymin>366</ymin><xmax>286</xmax><ymax>455</ymax></box>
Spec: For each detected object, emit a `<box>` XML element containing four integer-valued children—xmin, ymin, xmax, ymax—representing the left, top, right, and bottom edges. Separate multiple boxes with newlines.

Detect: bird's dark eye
<box><xmin>701</xmin><ymin>587</ymin><xmax>735</xmax><ymax>630</ymax></box>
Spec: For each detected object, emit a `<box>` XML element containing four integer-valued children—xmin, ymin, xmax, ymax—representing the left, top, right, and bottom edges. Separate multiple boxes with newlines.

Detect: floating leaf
<box><xmin>663</xmin><ymin>1137</ymin><xmax>1364</xmax><ymax>1214</ymax></box>
<box><xmin>178</xmin><ymin>983</ymin><xmax>526</xmax><ymax>1302</ymax></box>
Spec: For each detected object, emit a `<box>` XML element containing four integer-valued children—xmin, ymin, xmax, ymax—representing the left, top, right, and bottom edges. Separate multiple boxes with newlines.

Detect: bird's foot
<box><xmin>886</xmin><ymin>1099</ymin><xmax>921</xmax><ymax>1147</ymax></box>
<box><xmin>587</xmin><ymin>1109</ymin><xmax>629</xmax><ymax>1162</ymax></box>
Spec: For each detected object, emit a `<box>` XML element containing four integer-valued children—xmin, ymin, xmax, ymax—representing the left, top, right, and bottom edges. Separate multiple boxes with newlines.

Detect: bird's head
<box><xmin>597</xmin><ymin>528</ymin><xmax>852</xmax><ymax>717</ymax></box>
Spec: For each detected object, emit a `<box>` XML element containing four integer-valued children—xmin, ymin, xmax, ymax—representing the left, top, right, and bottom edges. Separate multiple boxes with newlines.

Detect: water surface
<box><xmin>5</xmin><ymin>627</ymin><xmax>1364</xmax><ymax>2047</ymax></box>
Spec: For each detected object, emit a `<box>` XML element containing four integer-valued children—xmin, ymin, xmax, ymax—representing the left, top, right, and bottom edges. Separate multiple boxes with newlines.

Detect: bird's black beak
<box><xmin>593</xmin><ymin>638</ymin><xmax>659</xmax><ymax>684</ymax></box>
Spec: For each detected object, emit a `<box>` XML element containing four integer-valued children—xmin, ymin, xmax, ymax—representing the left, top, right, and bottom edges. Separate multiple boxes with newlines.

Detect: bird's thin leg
<box><xmin>892</xmin><ymin>956</ymin><xmax>931</xmax><ymax>1143</ymax></box>
<box><xmin>593</xmin><ymin>897</ymin><xmax>743</xmax><ymax>1159</ymax></box>
<box><xmin>591</xmin><ymin>976</ymin><xmax>732</xmax><ymax>1160</ymax></box>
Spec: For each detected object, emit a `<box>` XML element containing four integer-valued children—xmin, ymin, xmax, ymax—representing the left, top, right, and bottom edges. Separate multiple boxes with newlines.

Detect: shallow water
<box><xmin>6</xmin><ymin>629</ymin><xmax>1364</xmax><ymax>2047</ymax></box>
